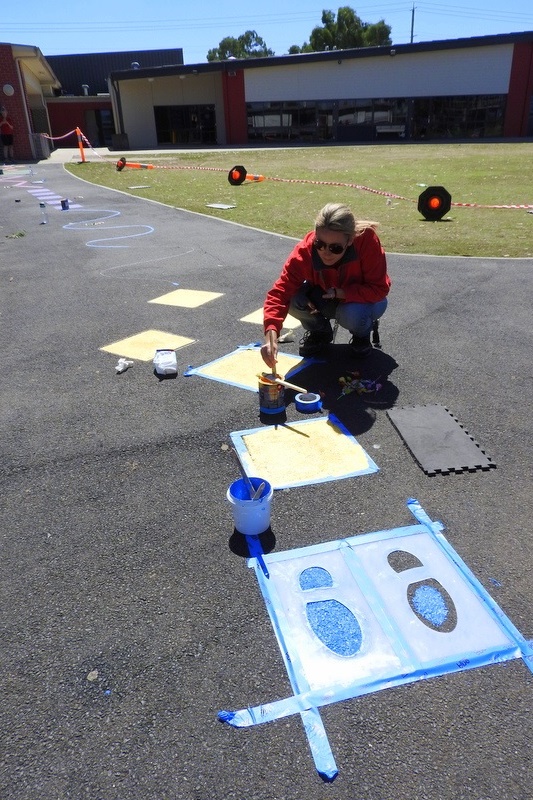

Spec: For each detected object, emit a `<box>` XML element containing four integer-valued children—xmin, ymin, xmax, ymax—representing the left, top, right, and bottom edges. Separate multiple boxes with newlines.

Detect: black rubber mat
<box><xmin>387</xmin><ymin>404</ymin><xmax>496</xmax><ymax>475</ymax></box>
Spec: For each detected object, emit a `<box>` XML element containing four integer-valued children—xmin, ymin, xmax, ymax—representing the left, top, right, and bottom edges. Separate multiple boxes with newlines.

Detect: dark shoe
<box><xmin>349</xmin><ymin>334</ymin><xmax>372</xmax><ymax>356</ymax></box>
<box><xmin>299</xmin><ymin>329</ymin><xmax>333</xmax><ymax>356</ymax></box>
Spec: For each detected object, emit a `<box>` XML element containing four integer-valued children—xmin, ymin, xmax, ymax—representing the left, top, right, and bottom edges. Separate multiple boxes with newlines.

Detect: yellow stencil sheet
<box><xmin>100</xmin><ymin>329</ymin><xmax>195</xmax><ymax>361</ymax></box>
<box><xmin>232</xmin><ymin>415</ymin><xmax>378</xmax><ymax>489</ymax></box>
<box><xmin>149</xmin><ymin>289</ymin><xmax>223</xmax><ymax>308</ymax></box>
<box><xmin>186</xmin><ymin>345</ymin><xmax>306</xmax><ymax>393</ymax></box>
<box><xmin>239</xmin><ymin>308</ymin><xmax>301</xmax><ymax>330</ymax></box>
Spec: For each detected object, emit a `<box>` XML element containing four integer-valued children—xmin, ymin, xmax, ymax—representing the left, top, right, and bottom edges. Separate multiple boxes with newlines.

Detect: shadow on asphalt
<box><xmin>229</xmin><ymin>527</ymin><xmax>277</xmax><ymax>558</ymax></box>
<box><xmin>287</xmin><ymin>345</ymin><xmax>400</xmax><ymax>436</ymax></box>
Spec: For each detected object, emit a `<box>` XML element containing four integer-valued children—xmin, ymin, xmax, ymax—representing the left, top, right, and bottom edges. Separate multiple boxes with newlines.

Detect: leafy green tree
<box><xmin>290</xmin><ymin>7</ymin><xmax>391</xmax><ymax>53</ymax></box>
<box><xmin>207</xmin><ymin>31</ymin><xmax>274</xmax><ymax>61</ymax></box>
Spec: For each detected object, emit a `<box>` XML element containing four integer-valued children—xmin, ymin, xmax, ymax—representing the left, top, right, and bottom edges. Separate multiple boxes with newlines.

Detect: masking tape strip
<box><xmin>250</xmin><ymin>549</ymin><xmax>338</xmax><ymax>780</ymax></box>
<box><xmin>407</xmin><ymin>498</ymin><xmax>533</xmax><ymax>673</ymax></box>
<box><xmin>294</xmin><ymin>392</ymin><xmax>322</xmax><ymax>413</ymax></box>
<box><xmin>219</xmin><ymin>636</ymin><xmax>522</xmax><ymax>729</ymax></box>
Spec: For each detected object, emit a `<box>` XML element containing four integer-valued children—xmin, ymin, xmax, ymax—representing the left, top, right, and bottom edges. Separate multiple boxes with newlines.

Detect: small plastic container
<box><xmin>153</xmin><ymin>349</ymin><xmax>177</xmax><ymax>375</ymax></box>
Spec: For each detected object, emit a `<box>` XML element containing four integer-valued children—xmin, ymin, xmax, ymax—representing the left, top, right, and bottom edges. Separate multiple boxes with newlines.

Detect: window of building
<box><xmin>247</xmin><ymin>95</ymin><xmax>505</xmax><ymax>143</ymax></box>
<box><xmin>412</xmin><ymin>95</ymin><xmax>505</xmax><ymax>139</ymax></box>
<box><xmin>154</xmin><ymin>105</ymin><xmax>216</xmax><ymax>144</ymax></box>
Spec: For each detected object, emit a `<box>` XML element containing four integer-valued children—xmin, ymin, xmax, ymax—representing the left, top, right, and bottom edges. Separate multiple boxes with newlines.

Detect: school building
<box><xmin>108</xmin><ymin>31</ymin><xmax>533</xmax><ymax>148</ymax></box>
<box><xmin>0</xmin><ymin>32</ymin><xmax>532</xmax><ymax>160</ymax></box>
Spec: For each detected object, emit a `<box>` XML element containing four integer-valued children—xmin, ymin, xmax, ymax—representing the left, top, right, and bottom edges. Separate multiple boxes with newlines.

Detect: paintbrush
<box><xmin>251</xmin><ymin>481</ymin><xmax>266</xmax><ymax>500</ymax></box>
<box><xmin>245</xmin><ymin>534</ymin><xmax>270</xmax><ymax>578</ymax></box>
<box><xmin>257</xmin><ymin>373</ymin><xmax>308</xmax><ymax>394</ymax></box>
<box><xmin>231</xmin><ymin>447</ymin><xmax>255</xmax><ymax>499</ymax></box>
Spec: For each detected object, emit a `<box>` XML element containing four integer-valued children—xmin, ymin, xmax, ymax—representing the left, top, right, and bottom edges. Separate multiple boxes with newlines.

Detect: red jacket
<box><xmin>0</xmin><ymin>116</ymin><xmax>14</xmax><ymax>135</ymax></box>
<box><xmin>264</xmin><ymin>227</ymin><xmax>391</xmax><ymax>335</ymax></box>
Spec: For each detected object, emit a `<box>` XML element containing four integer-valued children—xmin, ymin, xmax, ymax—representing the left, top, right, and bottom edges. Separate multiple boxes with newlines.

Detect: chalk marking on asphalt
<box><xmin>98</xmin><ymin>251</ymin><xmax>194</xmax><ymax>278</ymax></box>
<box><xmin>62</xmin><ymin>209</ymin><xmax>154</xmax><ymax>248</ymax></box>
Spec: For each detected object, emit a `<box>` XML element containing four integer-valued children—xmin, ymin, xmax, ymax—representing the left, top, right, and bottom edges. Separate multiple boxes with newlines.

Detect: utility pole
<box><xmin>410</xmin><ymin>3</ymin><xmax>415</xmax><ymax>43</ymax></box>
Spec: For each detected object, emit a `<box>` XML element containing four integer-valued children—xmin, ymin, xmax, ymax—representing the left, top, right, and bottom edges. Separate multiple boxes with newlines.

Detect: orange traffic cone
<box><xmin>116</xmin><ymin>156</ymin><xmax>154</xmax><ymax>172</ymax></box>
<box><xmin>76</xmin><ymin>127</ymin><xmax>86</xmax><ymax>163</ymax></box>
<box><xmin>228</xmin><ymin>165</ymin><xmax>265</xmax><ymax>185</ymax></box>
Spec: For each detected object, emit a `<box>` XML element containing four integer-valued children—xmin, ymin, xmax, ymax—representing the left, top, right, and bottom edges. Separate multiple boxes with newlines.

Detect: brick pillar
<box><xmin>0</xmin><ymin>44</ymin><xmax>35</xmax><ymax>160</ymax></box>
<box><xmin>504</xmin><ymin>42</ymin><xmax>533</xmax><ymax>137</ymax></box>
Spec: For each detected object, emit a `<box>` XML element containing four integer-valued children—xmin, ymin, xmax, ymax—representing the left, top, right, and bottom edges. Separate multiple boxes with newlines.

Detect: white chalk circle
<box><xmin>3</xmin><ymin>84</ymin><xmax>14</xmax><ymax>97</ymax></box>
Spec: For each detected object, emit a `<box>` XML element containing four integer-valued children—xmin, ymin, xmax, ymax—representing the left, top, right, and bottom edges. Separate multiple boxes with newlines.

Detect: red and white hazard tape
<box><xmin>42</xmin><ymin>129</ymin><xmax>77</xmax><ymax>140</ymax></box>
<box><xmin>452</xmin><ymin>201</ymin><xmax>533</xmax><ymax>209</ymax></box>
<box><xmin>103</xmin><ymin>159</ymin><xmax>533</xmax><ymax>209</ymax></box>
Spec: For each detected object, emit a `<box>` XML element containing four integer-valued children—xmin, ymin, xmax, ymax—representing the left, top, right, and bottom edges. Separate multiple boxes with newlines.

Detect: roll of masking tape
<box><xmin>295</xmin><ymin>392</ymin><xmax>322</xmax><ymax>413</ymax></box>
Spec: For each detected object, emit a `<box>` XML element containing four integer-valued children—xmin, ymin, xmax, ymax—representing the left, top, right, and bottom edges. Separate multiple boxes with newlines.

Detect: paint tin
<box><xmin>258</xmin><ymin>373</ymin><xmax>285</xmax><ymax>414</ymax></box>
<box><xmin>295</xmin><ymin>392</ymin><xmax>322</xmax><ymax>413</ymax></box>
<box><xmin>61</xmin><ymin>198</ymin><xmax>69</xmax><ymax>210</ymax></box>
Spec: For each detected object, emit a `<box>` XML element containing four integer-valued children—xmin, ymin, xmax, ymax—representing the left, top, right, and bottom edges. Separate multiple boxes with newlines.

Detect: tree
<box><xmin>207</xmin><ymin>31</ymin><xmax>274</xmax><ymax>61</ymax></box>
<box><xmin>290</xmin><ymin>7</ymin><xmax>391</xmax><ymax>53</ymax></box>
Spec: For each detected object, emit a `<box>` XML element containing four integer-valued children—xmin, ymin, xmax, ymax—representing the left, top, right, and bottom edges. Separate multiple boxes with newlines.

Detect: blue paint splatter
<box><xmin>300</xmin><ymin>567</ymin><xmax>333</xmax><ymax>590</ymax></box>
<box><xmin>411</xmin><ymin>585</ymin><xmax>449</xmax><ymax>627</ymax></box>
<box><xmin>306</xmin><ymin>600</ymin><xmax>362</xmax><ymax>656</ymax></box>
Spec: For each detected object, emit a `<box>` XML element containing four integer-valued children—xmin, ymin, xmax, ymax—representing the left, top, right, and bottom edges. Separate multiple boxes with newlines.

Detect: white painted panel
<box><xmin>121</xmin><ymin>81</ymin><xmax>157</xmax><ymax>148</ymax></box>
<box><xmin>120</xmin><ymin>74</ymin><xmax>224</xmax><ymax>148</ymax></box>
<box><xmin>245</xmin><ymin>44</ymin><xmax>514</xmax><ymax>100</ymax></box>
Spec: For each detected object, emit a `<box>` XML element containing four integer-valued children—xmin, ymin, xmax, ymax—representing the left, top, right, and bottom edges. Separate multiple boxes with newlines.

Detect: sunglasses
<box><xmin>313</xmin><ymin>238</ymin><xmax>348</xmax><ymax>255</ymax></box>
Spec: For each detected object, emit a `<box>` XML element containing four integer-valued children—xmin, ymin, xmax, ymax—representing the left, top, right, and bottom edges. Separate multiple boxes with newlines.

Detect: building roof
<box><xmin>6</xmin><ymin>43</ymin><xmax>62</xmax><ymax>91</ymax></box>
<box><xmin>46</xmin><ymin>48</ymin><xmax>184</xmax><ymax>95</ymax></box>
<box><xmin>109</xmin><ymin>30</ymin><xmax>533</xmax><ymax>82</ymax></box>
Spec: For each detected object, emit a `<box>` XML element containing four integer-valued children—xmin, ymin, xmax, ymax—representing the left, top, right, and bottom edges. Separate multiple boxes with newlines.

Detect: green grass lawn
<box><xmin>66</xmin><ymin>142</ymin><xmax>533</xmax><ymax>258</ymax></box>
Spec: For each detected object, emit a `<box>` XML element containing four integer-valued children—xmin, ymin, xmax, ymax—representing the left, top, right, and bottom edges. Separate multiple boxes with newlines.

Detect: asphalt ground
<box><xmin>1</xmin><ymin>153</ymin><xmax>532</xmax><ymax>800</ymax></box>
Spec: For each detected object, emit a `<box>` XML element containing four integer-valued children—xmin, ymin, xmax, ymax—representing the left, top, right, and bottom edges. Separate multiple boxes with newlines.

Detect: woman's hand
<box><xmin>261</xmin><ymin>330</ymin><xmax>278</xmax><ymax>370</ymax></box>
<box><xmin>322</xmin><ymin>287</ymin><xmax>345</xmax><ymax>301</ymax></box>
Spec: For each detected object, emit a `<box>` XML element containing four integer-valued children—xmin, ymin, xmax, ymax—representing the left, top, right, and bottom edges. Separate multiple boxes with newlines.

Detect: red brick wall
<box><xmin>47</xmin><ymin>100</ymin><xmax>112</xmax><ymax>147</ymax></box>
<box><xmin>0</xmin><ymin>44</ymin><xmax>35</xmax><ymax>160</ymax></box>
<box><xmin>221</xmin><ymin>70</ymin><xmax>248</xmax><ymax>145</ymax></box>
<box><xmin>504</xmin><ymin>42</ymin><xmax>533</xmax><ymax>137</ymax></box>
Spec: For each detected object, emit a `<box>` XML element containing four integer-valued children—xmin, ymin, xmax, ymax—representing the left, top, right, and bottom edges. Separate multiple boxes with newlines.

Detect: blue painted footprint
<box><xmin>300</xmin><ymin>567</ymin><xmax>363</xmax><ymax>656</ymax></box>
<box><xmin>388</xmin><ymin>549</ymin><xmax>458</xmax><ymax>633</ymax></box>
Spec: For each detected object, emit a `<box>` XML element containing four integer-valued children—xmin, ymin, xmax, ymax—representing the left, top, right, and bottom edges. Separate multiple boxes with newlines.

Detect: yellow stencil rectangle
<box><xmin>149</xmin><ymin>289</ymin><xmax>223</xmax><ymax>307</ymax></box>
<box><xmin>240</xmin><ymin>308</ymin><xmax>301</xmax><ymax>329</ymax></box>
<box><xmin>100</xmin><ymin>329</ymin><xmax>195</xmax><ymax>361</ymax></box>
<box><xmin>190</xmin><ymin>346</ymin><xmax>305</xmax><ymax>392</ymax></box>
<box><xmin>232</xmin><ymin>417</ymin><xmax>378</xmax><ymax>489</ymax></box>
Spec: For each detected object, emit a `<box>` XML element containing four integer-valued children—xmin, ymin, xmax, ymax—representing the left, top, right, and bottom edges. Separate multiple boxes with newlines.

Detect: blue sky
<box><xmin>4</xmin><ymin>0</ymin><xmax>532</xmax><ymax>62</ymax></box>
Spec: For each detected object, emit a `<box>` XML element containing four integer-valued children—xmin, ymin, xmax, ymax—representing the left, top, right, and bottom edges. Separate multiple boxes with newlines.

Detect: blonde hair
<box><xmin>315</xmin><ymin>202</ymin><xmax>379</xmax><ymax>236</ymax></box>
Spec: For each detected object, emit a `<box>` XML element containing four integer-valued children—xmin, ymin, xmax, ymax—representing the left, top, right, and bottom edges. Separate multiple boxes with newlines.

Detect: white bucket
<box><xmin>226</xmin><ymin>477</ymin><xmax>273</xmax><ymax>536</ymax></box>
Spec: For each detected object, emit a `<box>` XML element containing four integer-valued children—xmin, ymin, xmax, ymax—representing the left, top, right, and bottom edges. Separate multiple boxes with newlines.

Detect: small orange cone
<box><xmin>228</xmin><ymin>165</ymin><xmax>265</xmax><ymax>185</ymax></box>
<box><xmin>116</xmin><ymin>156</ymin><xmax>154</xmax><ymax>172</ymax></box>
<box><xmin>228</xmin><ymin>165</ymin><xmax>247</xmax><ymax>185</ymax></box>
<box><xmin>76</xmin><ymin>127</ymin><xmax>86</xmax><ymax>163</ymax></box>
